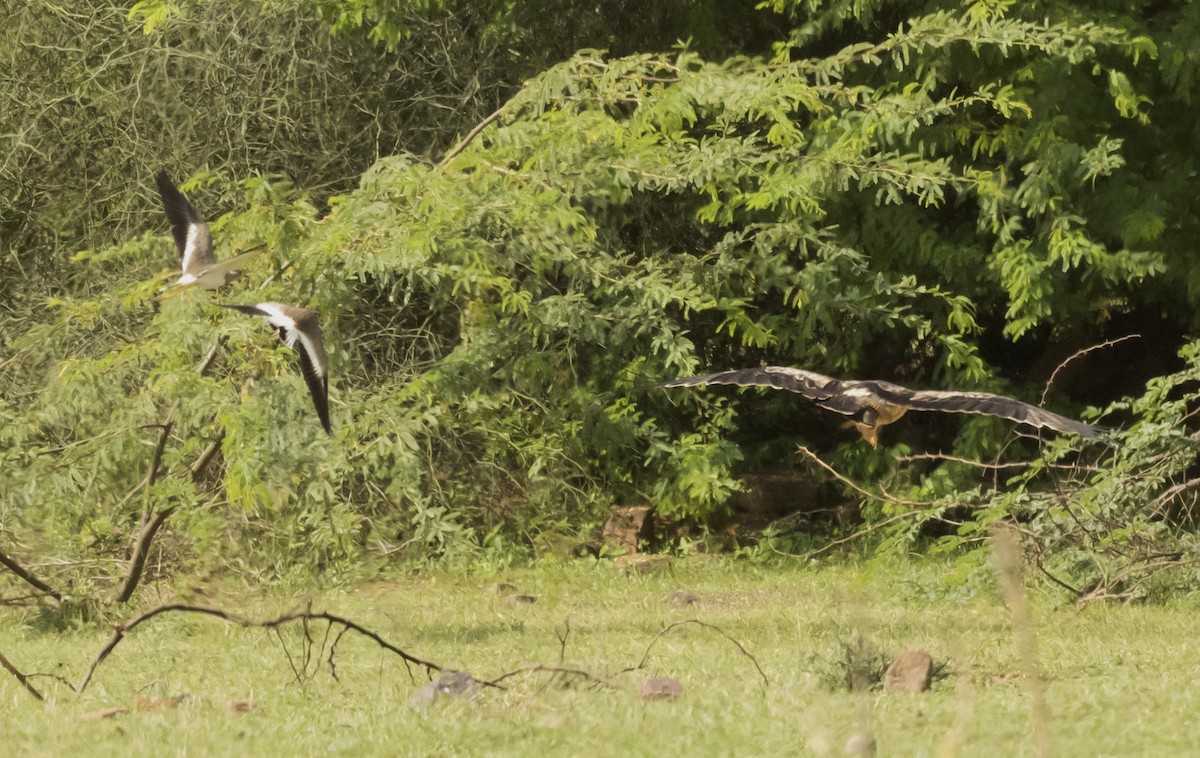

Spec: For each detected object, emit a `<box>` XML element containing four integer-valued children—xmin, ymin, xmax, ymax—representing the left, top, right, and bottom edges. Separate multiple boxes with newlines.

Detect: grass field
<box><xmin>3</xmin><ymin>555</ymin><xmax>1199</xmax><ymax>756</ymax></box>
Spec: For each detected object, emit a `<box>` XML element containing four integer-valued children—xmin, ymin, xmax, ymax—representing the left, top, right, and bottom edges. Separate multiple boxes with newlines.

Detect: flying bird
<box><xmin>223</xmin><ymin>303</ymin><xmax>332</xmax><ymax>435</ymax></box>
<box><xmin>659</xmin><ymin>366</ymin><xmax>1102</xmax><ymax>447</ymax></box>
<box><xmin>156</xmin><ymin>172</ymin><xmax>261</xmax><ymax>292</ymax></box>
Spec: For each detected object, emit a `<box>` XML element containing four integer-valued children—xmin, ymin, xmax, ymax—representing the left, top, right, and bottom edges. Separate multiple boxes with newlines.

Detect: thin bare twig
<box><xmin>769</xmin><ymin>507</ymin><xmax>928</xmax><ymax>562</ymax></box>
<box><xmin>556</xmin><ymin>618</ymin><xmax>570</xmax><ymax>665</ymax></box>
<box><xmin>1041</xmin><ymin>334</ymin><xmax>1141</xmax><ymax>406</ymax></box>
<box><xmin>895</xmin><ymin>452</ymin><xmax>1034</xmax><ymax>470</ymax></box>
<box><xmin>796</xmin><ymin>445</ymin><xmax>932</xmax><ymax>508</ymax></box>
<box><xmin>77</xmin><ymin>603</ymin><xmax>444</xmax><ymax>694</ymax></box>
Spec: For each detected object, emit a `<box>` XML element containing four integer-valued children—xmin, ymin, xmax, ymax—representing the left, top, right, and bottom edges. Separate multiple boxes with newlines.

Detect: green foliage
<box><xmin>4</xmin><ymin>0</ymin><xmax>1200</xmax><ymax>589</ymax></box>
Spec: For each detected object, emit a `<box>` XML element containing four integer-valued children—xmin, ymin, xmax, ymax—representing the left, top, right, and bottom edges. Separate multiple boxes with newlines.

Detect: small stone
<box><xmin>844</xmin><ymin>731</ymin><xmax>877</xmax><ymax>756</ymax></box>
<box><xmin>504</xmin><ymin>593</ymin><xmax>538</xmax><ymax>604</ymax></box>
<box><xmin>638</xmin><ymin>676</ymin><xmax>684</xmax><ymax>701</ymax></box>
<box><xmin>486</xmin><ymin>582</ymin><xmax>518</xmax><ymax>594</ymax></box>
<box><xmin>411</xmin><ymin>671</ymin><xmax>480</xmax><ymax>709</ymax></box>
<box><xmin>665</xmin><ymin>590</ymin><xmax>700</xmax><ymax>605</ymax></box>
<box><xmin>883</xmin><ymin>648</ymin><xmax>934</xmax><ymax>694</ymax></box>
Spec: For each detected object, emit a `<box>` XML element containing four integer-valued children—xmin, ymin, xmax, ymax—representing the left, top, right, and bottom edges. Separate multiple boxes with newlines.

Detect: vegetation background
<box><xmin>3</xmin><ymin>0</ymin><xmax>1200</xmax><ymax>609</ymax></box>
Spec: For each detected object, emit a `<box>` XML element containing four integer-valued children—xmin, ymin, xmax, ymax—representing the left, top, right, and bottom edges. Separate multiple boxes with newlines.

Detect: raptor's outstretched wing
<box><xmin>659</xmin><ymin>366</ymin><xmax>839</xmax><ymax>399</ymax></box>
<box><xmin>867</xmin><ymin>383</ymin><xmax>1102</xmax><ymax>438</ymax></box>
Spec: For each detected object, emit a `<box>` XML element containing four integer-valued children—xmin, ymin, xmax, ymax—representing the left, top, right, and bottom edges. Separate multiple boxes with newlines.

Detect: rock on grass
<box><xmin>883</xmin><ymin>648</ymin><xmax>934</xmax><ymax>694</ymax></box>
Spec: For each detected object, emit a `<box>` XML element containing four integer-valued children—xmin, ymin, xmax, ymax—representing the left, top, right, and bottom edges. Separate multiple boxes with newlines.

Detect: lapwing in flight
<box><xmin>223</xmin><ymin>303</ymin><xmax>332</xmax><ymax>435</ymax></box>
<box><xmin>156</xmin><ymin>172</ymin><xmax>261</xmax><ymax>293</ymax></box>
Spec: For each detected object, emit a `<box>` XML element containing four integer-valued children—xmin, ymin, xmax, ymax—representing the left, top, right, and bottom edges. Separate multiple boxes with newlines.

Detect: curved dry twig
<box><xmin>1041</xmin><ymin>334</ymin><xmax>1141</xmax><ymax>406</ymax></box>
<box><xmin>796</xmin><ymin>444</ymin><xmax>933</xmax><ymax>508</ymax></box>
<box><xmin>620</xmin><ymin>619</ymin><xmax>769</xmax><ymax>687</ymax></box>
<box><xmin>894</xmin><ymin>452</ymin><xmax>1035</xmax><ymax>470</ymax></box>
<box><xmin>482</xmin><ymin>663</ymin><xmax>621</xmax><ymax>690</ymax></box>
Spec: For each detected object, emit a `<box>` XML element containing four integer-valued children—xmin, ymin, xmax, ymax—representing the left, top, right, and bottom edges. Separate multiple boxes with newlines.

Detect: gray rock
<box><xmin>410</xmin><ymin>671</ymin><xmax>480</xmax><ymax>709</ymax></box>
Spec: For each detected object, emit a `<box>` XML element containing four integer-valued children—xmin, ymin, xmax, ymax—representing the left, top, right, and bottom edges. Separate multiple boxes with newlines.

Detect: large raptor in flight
<box><xmin>660</xmin><ymin>366</ymin><xmax>1103</xmax><ymax>447</ymax></box>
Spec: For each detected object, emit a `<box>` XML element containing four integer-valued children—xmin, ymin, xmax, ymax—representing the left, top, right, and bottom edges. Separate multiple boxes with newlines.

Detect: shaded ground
<box><xmin>3</xmin><ymin>557</ymin><xmax>1199</xmax><ymax>755</ymax></box>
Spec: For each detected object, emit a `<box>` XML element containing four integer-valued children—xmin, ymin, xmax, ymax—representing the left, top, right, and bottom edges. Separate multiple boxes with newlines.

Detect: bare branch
<box><xmin>1041</xmin><ymin>334</ymin><xmax>1141</xmax><ymax>406</ymax></box>
<box><xmin>438</xmin><ymin>102</ymin><xmax>508</xmax><ymax>167</ymax></box>
<box><xmin>113</xmin><ymin>506</ymin><xmax>178</xmax><ymax>604</ymax></box>
<box><xmin>78</xmin><ymin>603</ymin><xmax>443</xmax><ymax>694</ymax></box>
<box><xmin>0</xmin><ymin>547</ymin><xmax>62</xmax><ymax>602</ymax></box>
<box><xmin>796</xmin><ymin>444</ymin><xmax>932</xmax><ymax>507</ymax></box>
<box><xmin>769</xmin><ymin>507</ymin><xmax>930</xmax><ymax>562</ymax></box>
<box><xmin>0</xmin><ymin>649</ymin><xmax>45</xmax><ymax>702</ymax></box>
<box><xmin>189</xmin><ymin>429</ymin><xmax>227</xmax><ymax>482</ymax></box>
<box><xmin>895</xmin><ymin>452</ymin><xmax>1034</xmax><ymax>470</ymax></box>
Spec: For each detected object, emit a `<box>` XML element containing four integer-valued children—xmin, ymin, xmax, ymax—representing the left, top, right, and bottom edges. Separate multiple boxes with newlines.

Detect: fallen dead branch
<box><xmin>77</xmin><ymin>603</ymin><xmax>444</xmax><ymax>694</ymax></box>
<box><xmin>0</xmin><ymin>648</ymin><xmax>45</xmax><ymax>701</ymax></box>
<box><xmin>484</xmin><ymin>617</ymin><xmax>767</xmax><ymax>692</ymax></box>
<box><xmin>621</xmin><ymin>619</ymin><xmax>769</xmax><ymax>687</ymax></box>
<box><xmin>482</xmin><ymin>663</ymin><xmax>621</xmax><ymax>690</ymax></box>
<box><xmin>0</xmin><ymin>547</ymin><xmax>62</xmax><ymax>602</ymax></box>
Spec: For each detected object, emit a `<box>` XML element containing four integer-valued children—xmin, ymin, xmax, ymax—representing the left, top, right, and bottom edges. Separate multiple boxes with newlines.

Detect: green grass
<box><xmin>3</xmin><ymin>557</ymin><xmax>1200</xmax><ymax>756</ymax></box>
